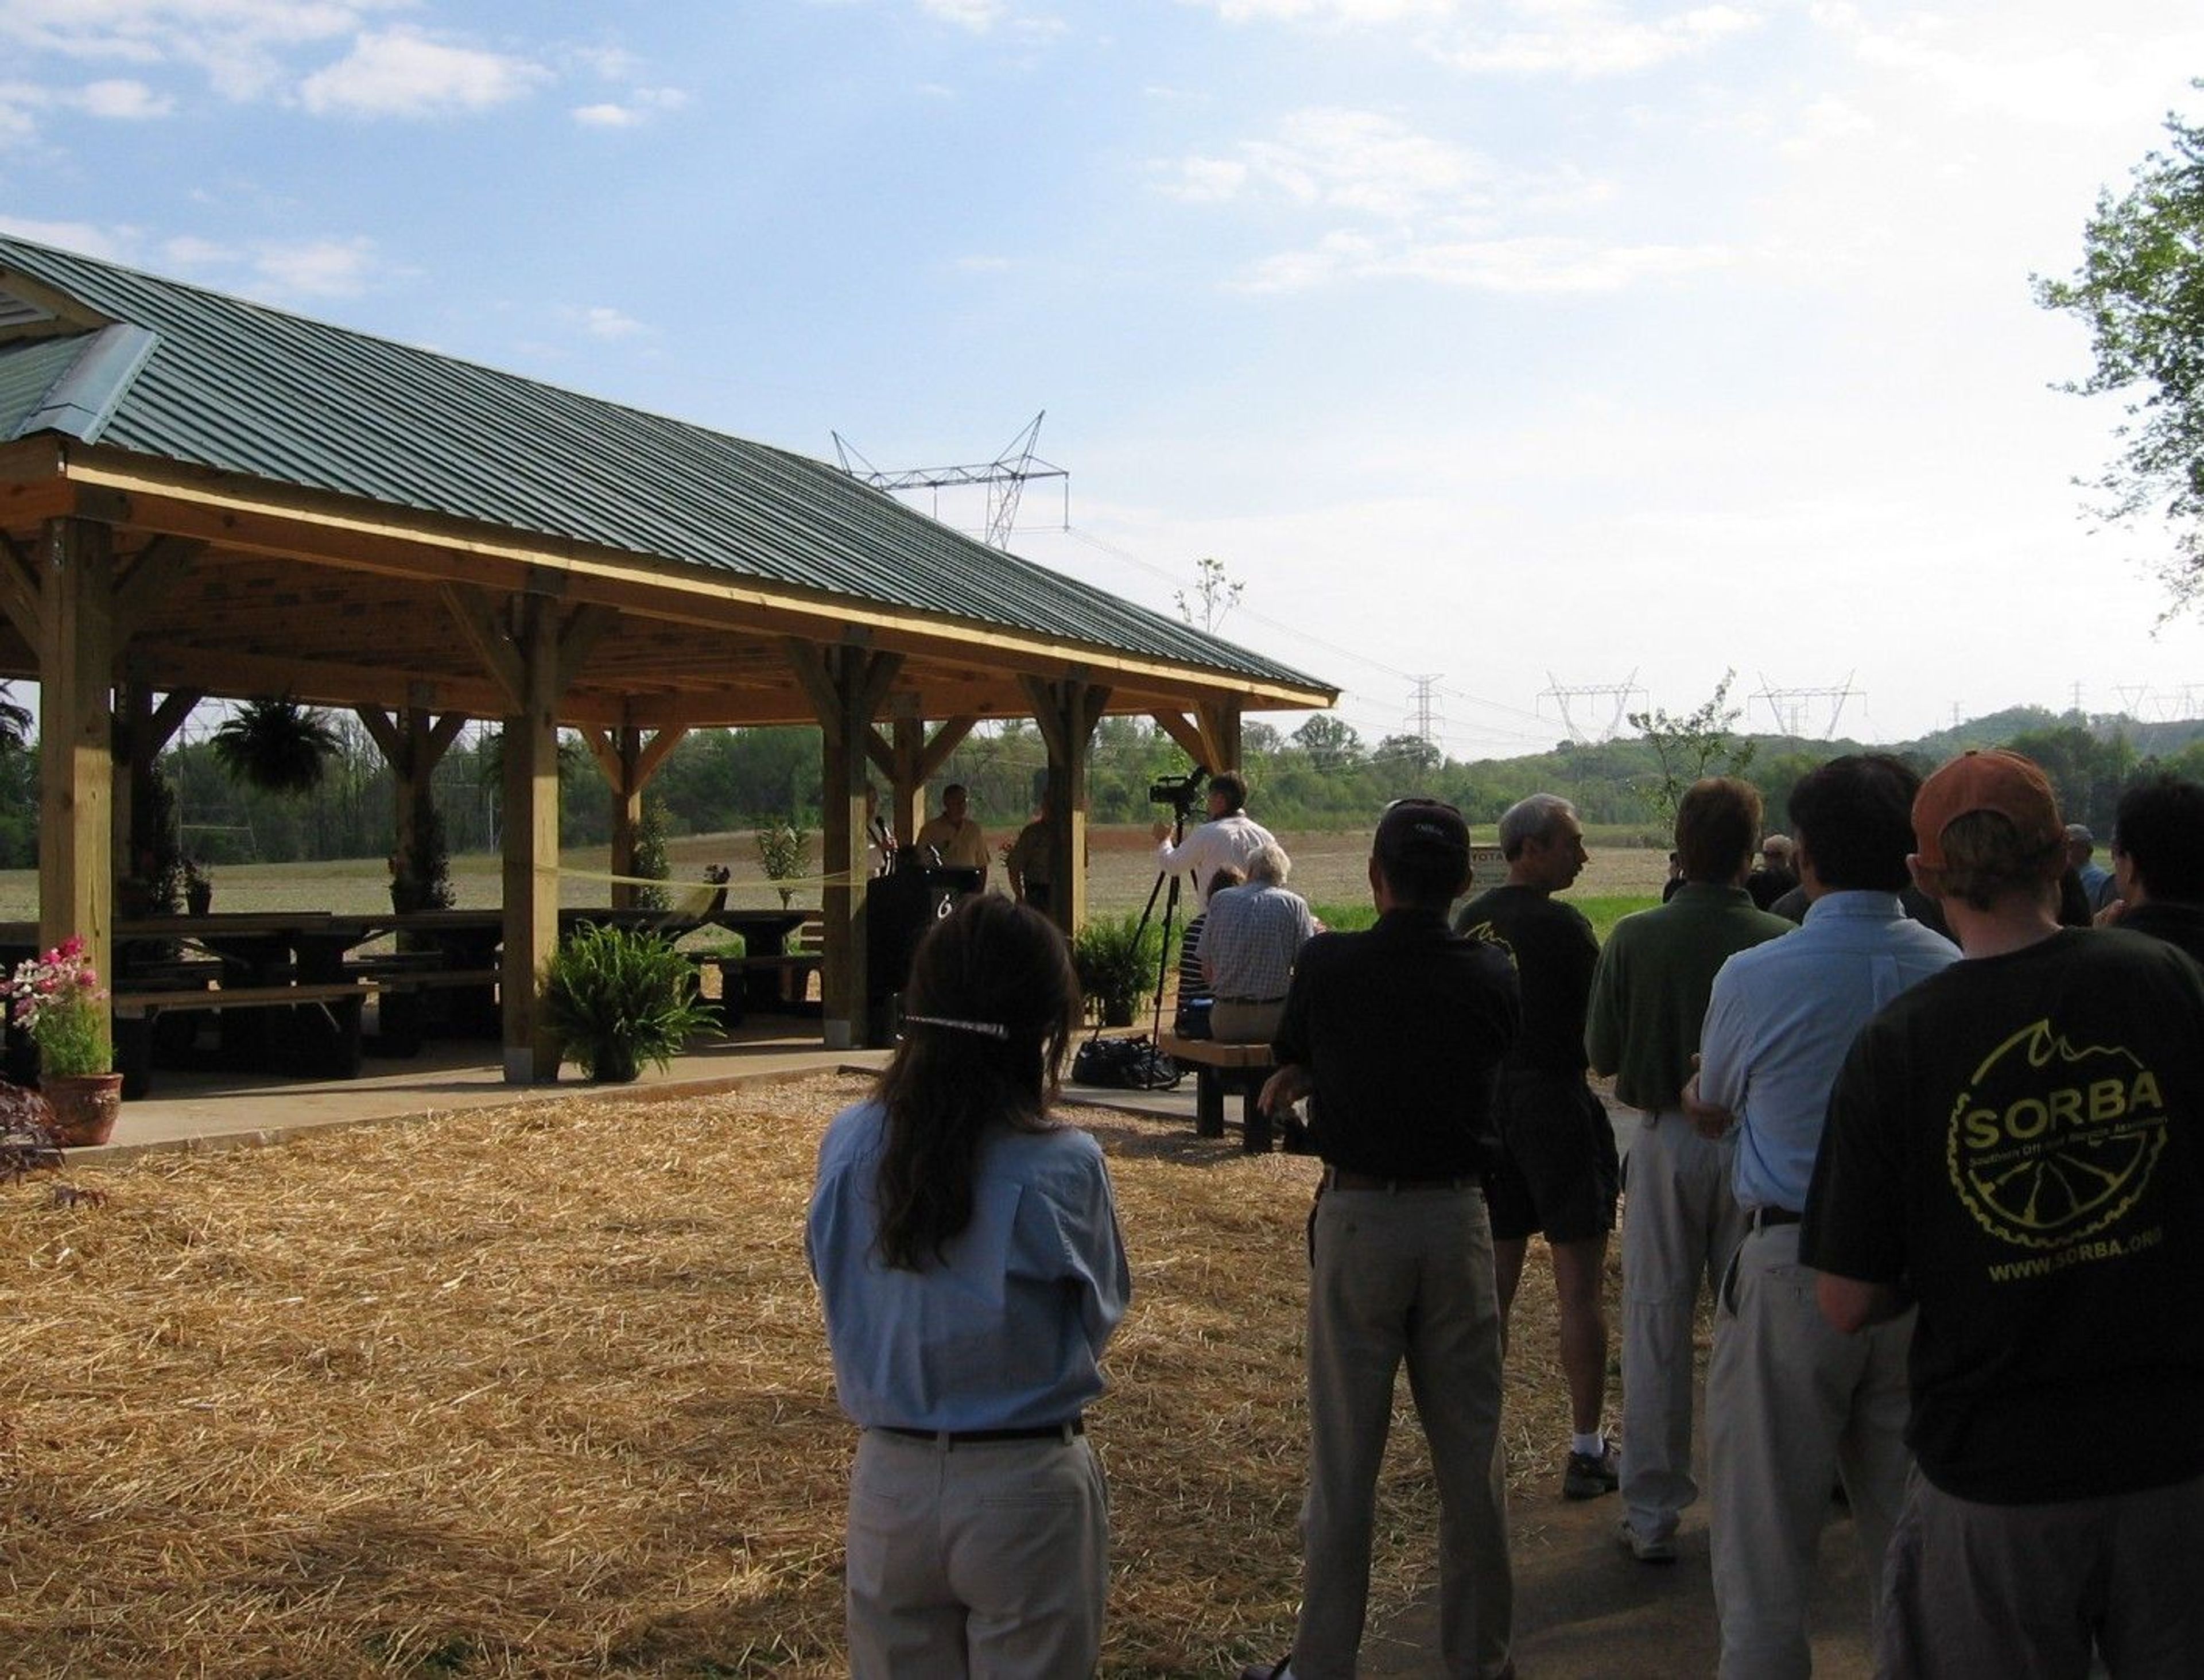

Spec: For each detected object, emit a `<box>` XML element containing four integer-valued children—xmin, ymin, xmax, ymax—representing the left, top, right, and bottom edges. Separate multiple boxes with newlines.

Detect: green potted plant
<box><xmin>1072</xmin><ymin>913</ymin><xmax>1163</xmax><ymax>1028</ymax></box>
<box><xmin>538</xmin><ymin>924</ymin><xmax>717</xmax><ymax>1083</ymax></box>
<box><xmin>183</xmin><ymin>857</ymin><xmax>214</xmax><ymax>916</ymax></box>
<box><xmin>5</xmin><ymin>936</ymin><xmax>121</xmax><ymax>1145</ymax></box>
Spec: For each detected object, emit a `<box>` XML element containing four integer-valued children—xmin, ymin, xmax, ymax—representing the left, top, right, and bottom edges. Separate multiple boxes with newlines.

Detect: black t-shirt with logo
<box><xmin>1802</xmin><ymin>928</ymin><xmax>2204</xmax><ymax>1504</ymax></box>
<box><xmin>1454</xmin><ymin>884</ymin><xmax>1597</xmax><ymax>1076</ymax></box>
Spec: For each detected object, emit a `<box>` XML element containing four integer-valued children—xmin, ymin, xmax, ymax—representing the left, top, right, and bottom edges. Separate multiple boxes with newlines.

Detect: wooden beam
<box><xmin>1151</xmin><ymin>710</ymin><xmax>1213</xmax><ymax>770</ymax></box>
<box><xmin>916</xmin><ymin>715</ymin><xmax>977</xmax><ymax>782</ymax></box>
<box><xmin>0</xmin><ymin>530</ymin><xmax>40</xmax><ymax>648</ymax></box>
<box><xmin>354</xmin><ymin>705</ymin><xmax>405</xmax><ymax>766</ymax></box>
<box><xmin>441</xmin><ymin>583</ymin><xmax>526</xmax><ymax>712</ymax></box>
<box><xmin>555</xmin><ymin>603</ymin><xmax>616</xmax><ymax>692</ymax></box>
<box><xmin>112</xmin><ymin>536</ymin><xmax>201</xmax><ymax>646</ymax></box>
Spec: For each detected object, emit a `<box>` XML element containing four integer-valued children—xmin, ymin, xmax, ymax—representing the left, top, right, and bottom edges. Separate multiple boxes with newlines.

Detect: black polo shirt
<box><xmin>1274</xmin><ymin>906</ymin><xmax>1520</xmax><ymax>1180</ymax></box>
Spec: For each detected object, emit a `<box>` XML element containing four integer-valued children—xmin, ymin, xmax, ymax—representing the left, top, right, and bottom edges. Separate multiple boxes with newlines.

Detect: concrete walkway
<box><xmin>63</xmin><ymin>1022</ymin><xmax>895</xmax><ymax>1163</ymax></box>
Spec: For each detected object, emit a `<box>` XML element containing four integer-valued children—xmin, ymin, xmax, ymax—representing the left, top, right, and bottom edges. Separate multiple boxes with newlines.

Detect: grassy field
<box><xmin>0</xmin><ymin>826</ymin><xmax>1665</xmax><ymax>935</ymax></box>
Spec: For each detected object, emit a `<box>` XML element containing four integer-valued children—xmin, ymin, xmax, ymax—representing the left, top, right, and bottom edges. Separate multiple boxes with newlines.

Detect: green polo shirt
<box><xmin>1585</xmin><ymin>882</ymin><xmax>1793</xmax><ymax>1111</ymax></box>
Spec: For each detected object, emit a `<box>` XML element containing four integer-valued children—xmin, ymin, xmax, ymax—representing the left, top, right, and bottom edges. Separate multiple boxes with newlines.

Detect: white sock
<box><xmin>1572</xmin><ymin>1430</ymin><xmax>1606</xmax><ymax>1457</ymax></box>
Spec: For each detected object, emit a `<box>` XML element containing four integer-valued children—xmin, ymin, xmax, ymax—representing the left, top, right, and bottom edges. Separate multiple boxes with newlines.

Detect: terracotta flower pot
<box><xmin>41</xmin><ymin>1072</ymin><xmax>123</xmax><ymax>1147</ymax></box>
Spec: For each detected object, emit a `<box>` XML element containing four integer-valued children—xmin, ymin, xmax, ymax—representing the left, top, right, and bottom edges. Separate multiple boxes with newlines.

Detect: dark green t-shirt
<box><xmin>1802</xmin><ymin>927</ymin><xmax>2204</xmax><ymax>1504</ymax></box>
<box><xmin>1454</xmin><ymin>884</ymin><xmax>1597</xmax><ymax>1074</ymax></box>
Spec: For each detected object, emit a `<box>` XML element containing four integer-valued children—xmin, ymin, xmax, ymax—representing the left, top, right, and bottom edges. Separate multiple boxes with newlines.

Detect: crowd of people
<box><xmin>804</xmin><ymin>753</ymin><xmax>2204</xmax><ymax>1679</ymax></box>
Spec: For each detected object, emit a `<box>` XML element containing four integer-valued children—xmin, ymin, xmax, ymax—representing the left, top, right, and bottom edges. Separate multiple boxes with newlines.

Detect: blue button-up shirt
<box><xmin>1698</xmin><ymin>890</ymin><xmax>1959</xmax><ymax>1213</ymax></box>
<box><xmin>806</xmin><ymin>1100</ymin><xmax>1131</xmax><ymax>1432</ymax></box>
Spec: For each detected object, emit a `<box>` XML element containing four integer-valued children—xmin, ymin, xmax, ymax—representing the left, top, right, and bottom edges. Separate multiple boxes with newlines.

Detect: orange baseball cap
<box><xmin>1911</xmin><ymin>748</ymin><xmax>2062</xmax><ymax>868</ymax></box>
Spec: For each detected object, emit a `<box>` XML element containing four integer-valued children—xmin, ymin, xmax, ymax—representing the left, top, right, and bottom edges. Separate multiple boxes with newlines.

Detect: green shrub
<box><xmin>539</xmin><ymin>924</ymin><xmax>717</xmax><ymax>1083</ymax></box>
<box><xmin>1073</xmin><ymin>913</ymin><xmax>1163</xmax><ymax>1025</ymax></box>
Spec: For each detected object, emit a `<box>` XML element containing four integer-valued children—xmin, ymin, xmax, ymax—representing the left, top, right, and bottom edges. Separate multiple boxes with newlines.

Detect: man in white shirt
<box><xmin>1689</xmin><ymin>755</ymin><xmax>1958</xmax><ymax>1676</ymax></box>
<box><xmin>915</xmin><ymin>783</ymin><xmax>990</xmax><ymax>887</ymax></box>
<box><xmin>1153</xmin><ymin>771</ymin><xmax>1275</xmax><ymax>910</ymax></box>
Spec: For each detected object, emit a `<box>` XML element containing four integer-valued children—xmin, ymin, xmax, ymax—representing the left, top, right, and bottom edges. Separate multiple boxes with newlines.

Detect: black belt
<box><xmin>1748</xmin><ymin>1206</ymin><xmax>1803</xmax><ymax>1232</ymax></box>
<box><xmin>1326</xmin><ymin>1167</ymin><xmax>1480</xmax><ymax>1194</ymax></box>
<box><xmin>1216</xmin><ymin>995</ymin><xmax>1286</xmax><ymax>1005</ymax></box>
<box><xmin>877</xmin><ymin>1419</ymin><xmax>1085</xmax><ymax>1445</ymax></box>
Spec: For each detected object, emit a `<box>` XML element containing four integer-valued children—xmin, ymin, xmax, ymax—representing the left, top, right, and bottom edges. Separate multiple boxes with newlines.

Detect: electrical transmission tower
<box><xmin>1751</xmin><ymin>672</ymin><xmax>1860</xmax><ymax>739</ymax></box>
<box><xmin>832</xmin><ymin>411</ymin><xmax>1069</xmax><ymax>549</ymax></box>
<box><xmin>1540</xmin><ymin>671</ymin><xmax>1643</xmax><ymax>744</ymax></box>
<box><xmin>1405</xmin><ymin>675</ymin><xmax>1445</xmax><ymax>755</ymax></box>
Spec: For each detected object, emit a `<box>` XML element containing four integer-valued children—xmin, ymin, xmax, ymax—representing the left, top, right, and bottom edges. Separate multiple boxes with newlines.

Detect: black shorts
<box><xmin>1483</xmin><ymin>1068</ymin><xmax>1619</xmax><ymax>1245</ymax></box>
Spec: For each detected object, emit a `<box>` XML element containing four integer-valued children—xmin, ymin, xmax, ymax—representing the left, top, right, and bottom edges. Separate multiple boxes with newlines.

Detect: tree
<box><xmin>1628</xmin><ymin>670</ymin><xmax>1756</xmax><ymax>832</ymax></box>
<box><xmin>1174</xmin><ymin>555</ymin><xmax>1245</xmax><ymax>634</ymax></box>
<box><xmin>1291</xmin><ymin>715</ymin><xmax>1365</xmax><ymax>773</ymax></box>
<box><xmin>2034</xmin><ymin>85</ymin><xmax>2204</xmax><ymax>611</ymax></box>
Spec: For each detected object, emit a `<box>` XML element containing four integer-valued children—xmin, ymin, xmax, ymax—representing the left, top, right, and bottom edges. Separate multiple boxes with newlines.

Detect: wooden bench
<box><xmin>369</xmin><ymin>968</ymin><xmax>502</xmax><ymax>1050</ymax></box>
<box><xmin>737</xmin><ymin>952</ymin><xmax>824</xmax><ymax>1017</ymax></box>
<box><xmin>1157</xmin><ymin>1034</ymin><xmax>1299</xmax><ymax>1154</ymax></box>
<box><xmin>111</xmin><ymin>981</ymin><xmax>381</xmax><ymax>1097</ymax></box>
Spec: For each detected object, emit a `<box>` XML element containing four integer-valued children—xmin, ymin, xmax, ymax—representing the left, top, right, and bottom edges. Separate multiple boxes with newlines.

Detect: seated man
<box><xmin>1198</xmin><ymin>844</ymin><xmax>1318</xmax><ymax>1045</ymax></box>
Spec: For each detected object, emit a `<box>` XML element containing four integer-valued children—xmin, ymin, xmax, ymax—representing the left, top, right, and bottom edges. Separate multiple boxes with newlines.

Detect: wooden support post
<box><xmin>1022</xmin><ymin>677</ymin><xmax>1111</xmax><ymax>936</ymax></box>
<box><xmin>583</xmin><ymin>723</ymin><xmax>687</xmax><ymax>909</ymax></box>
<box><xmin>358</xmin><ymin>705</ymin><xmax>466</xmax><ymax>908</ymax></box>
<box><xmin>502</xmin><ymin>597</ymin><xmax>563</xmax><ymax>1083</ymax></box>
<box><xmin>36</xmin><ymin>519</ymin><xmax>116</xmax><ymax>1025</ymax></box>
<box><xmin>788</xmin><ymin>641</ymin><xmax>903</xmax><ymax>1049</ymax></box>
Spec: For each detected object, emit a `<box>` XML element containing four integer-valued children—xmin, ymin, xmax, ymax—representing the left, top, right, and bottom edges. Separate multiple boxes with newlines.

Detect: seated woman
<box><xmin>807</xmin><ymin>894</ymin><xmax>1131</xmax><ymax>1677</ymax></box>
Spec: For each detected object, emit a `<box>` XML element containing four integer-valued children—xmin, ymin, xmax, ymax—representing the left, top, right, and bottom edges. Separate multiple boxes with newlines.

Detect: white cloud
<box><xmin>1190</xmin><ymin>0</ymin><xmax>1457</xmax><ymax>21</ymax></box>
<box><xmin>572</xmin><ymin>102</ymin><xmax>639</xmax><ymax>128</ymax></box>
<box><xmin>577</xmin><ymin>305</ymin><xmax>645</xmax><ymax>339</ymax></box>
<box><xmin>74</xmin><ymin>77</ymin><xmax>172</xmax><ymax>118</ymax></box>
<box><xmin>250</xmin><ymin>234</ymin><xmax>379</xmax><ymax>295</ymax></box>
<box><xmin>919</xmin><ymin>0</ymin><xmax>1007</xmax><ymax>28</ymax></box>
<box><xmin>0</xmin><ymin>213</ymin><xmax>137</xmax><ymax>258</ymax></box>
<box><xmin>572</xmin><ymin>84</ymin><xmax>687</xmax><ymax>127</ymax></box>
<box><xmin>0</xmin><ymin>2</ymin><xmax>406</xmax><ymax>103</ymax></box>
<box><xmin>1235</xmin><ymin>228</ymin><xmax>1730</xmax><ymax>292</ymax></box>
<box><xmin>1428</xmin><ymin>2</ymin><xmax>1763</xmax><ymax>78</ymax></box>
<box><xmin>298</xmin><ymin>27</ymin><xmax>547</xmax><ymax>118</ymax></box>
<box><xmin>1159</xmin><ymin>107</ymin><xmax>1495</xmax><ymax>219</ymax></box>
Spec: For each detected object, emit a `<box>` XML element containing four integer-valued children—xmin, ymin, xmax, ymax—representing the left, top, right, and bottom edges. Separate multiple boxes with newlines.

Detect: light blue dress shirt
<box><xmin>1698</xmin><ymin>891</ymin><xmax>1959</xmax><ymax>1214</ymax></box>
<box><xmin>807</xmin><ymin>1100</ymin><xmax>1131</xmax><ymax>1431</ymax></box>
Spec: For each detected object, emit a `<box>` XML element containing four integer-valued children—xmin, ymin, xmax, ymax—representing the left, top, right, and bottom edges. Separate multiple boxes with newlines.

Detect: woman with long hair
<box><xmin>808</xmin><ymin>894</ymin><xmax>1131</xmax><ymax>1677</ymax></box>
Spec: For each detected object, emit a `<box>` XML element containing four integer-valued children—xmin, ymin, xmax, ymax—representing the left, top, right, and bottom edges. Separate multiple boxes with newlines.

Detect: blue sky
<box><xmin>6</xmin><ymin>0</ymin><xmax>2204</xmax><ymax>758</ymax></box>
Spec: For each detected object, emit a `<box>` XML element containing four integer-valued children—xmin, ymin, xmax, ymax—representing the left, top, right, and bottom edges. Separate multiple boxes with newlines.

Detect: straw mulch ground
<box><xmin>0</xmin><ymin>1075</ymin><xmax>1582</xmax><ymax>1677</ymax></box>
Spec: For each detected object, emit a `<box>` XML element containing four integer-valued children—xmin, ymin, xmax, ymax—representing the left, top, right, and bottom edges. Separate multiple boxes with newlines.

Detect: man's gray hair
<box><xmin>1499</xmin><ymin>793</ymin><xmax>1577</xmax><ymax>860</ymax></box>
<box><xmin>1247</xmin><ymin>842</ymin><xmax>1292</xmax><ymax>886</ymax></box>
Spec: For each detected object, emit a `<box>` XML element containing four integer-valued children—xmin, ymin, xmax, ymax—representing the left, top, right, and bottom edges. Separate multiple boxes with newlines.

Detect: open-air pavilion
<box><xmin>0</xmin><ymin>234</ymin><xmax>1334</xmax><ymax>1076</ymax></box>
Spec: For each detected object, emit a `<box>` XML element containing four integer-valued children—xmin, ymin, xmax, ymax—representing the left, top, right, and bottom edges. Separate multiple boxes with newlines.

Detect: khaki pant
<box><xmin>1880</xmin><ymin>1466</ymin><xmax>2204</xmax><ymax>1679</ymax></box>
<box><xmin>1620</xmin><ymin>1107</ymin><xmax>1745</xmax><ymax>1545</ymax></box>
<box><xmin>1210</xmin><ymin>998</ymin><xmax>1285</xmax><ymax>1044</ymax></box>
<box><xmin>844</xmin><ymin>1427</ymin><xmax>1108</xmax><ymax>1678</ymax></box>
<box><xmin>1294</xmin><ymin>1184</ymin><xmax>1513</xmax><ymax>1680</ymax></box>
<box><xmin>1708</xmin><ymin>1221</ymin><xmax>1912</xmax><ymax>1678</ymax></box>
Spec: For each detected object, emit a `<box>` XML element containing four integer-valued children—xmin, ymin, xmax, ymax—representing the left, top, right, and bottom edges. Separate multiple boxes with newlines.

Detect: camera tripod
<box><xmin>1128</xmin><ymin>771</ymin><xmax>1208</xmax><ymax>1041</ymax></box>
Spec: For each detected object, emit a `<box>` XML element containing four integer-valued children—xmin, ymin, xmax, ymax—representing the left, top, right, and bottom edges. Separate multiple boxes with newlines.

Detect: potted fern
<box><xmin>539</xmin><ymin>924</ymin><xmax>717</xmax><ymax>1083</ymax></box>
<box><xmin>1072</xmin><ymin>913</ymin><xmax>1162</xmax><ymax>1028</ymax></box>
<box><xmin>212</xmin><ymin>697</ymin><xmax>342</xmax><ymax>796</ymax></box>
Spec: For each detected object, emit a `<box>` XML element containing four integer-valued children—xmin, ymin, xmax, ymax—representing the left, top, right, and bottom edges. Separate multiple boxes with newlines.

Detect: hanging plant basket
<box><xmin>211</xmin><ymin>698</ymin><xmax>342</xmax><ymax>797</ymax></box>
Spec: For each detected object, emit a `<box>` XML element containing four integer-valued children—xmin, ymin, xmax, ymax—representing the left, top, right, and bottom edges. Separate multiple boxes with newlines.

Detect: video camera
<box><xmin>1147</xmin><ymin>765</ymin><xmax>1209</xmax><ymax>819</ymax></box>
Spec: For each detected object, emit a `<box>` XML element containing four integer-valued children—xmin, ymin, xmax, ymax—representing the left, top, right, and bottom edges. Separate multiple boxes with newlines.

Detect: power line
<box><xmin>833</xmin><ymin>412</ymin><xmax>1069</xmax><ymax>549</ymax></box>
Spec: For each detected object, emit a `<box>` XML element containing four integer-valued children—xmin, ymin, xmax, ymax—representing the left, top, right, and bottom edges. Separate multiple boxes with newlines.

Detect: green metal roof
<box><xmin>0</xmin><ymin>234</ymin><xmax>1331</xmax><ymax>700</ymax></box>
